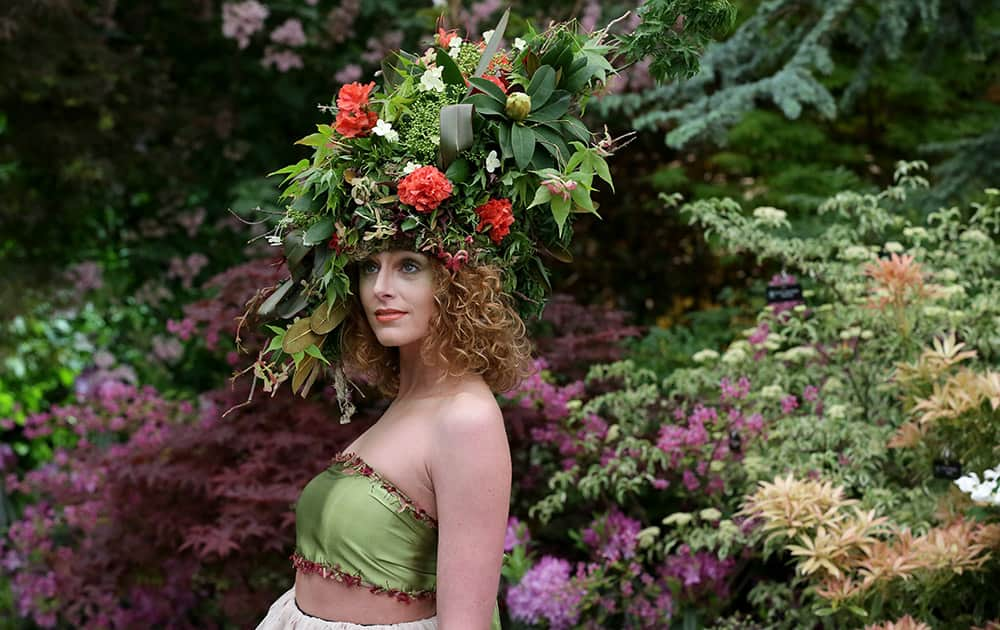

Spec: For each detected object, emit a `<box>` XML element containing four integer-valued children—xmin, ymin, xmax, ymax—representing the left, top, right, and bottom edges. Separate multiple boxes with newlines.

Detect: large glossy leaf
<box><xmin>511</xmin><ymin>123</ymin><xmax>536</xmax><ymax>170</ymax></box>
<box><xmin>283</xmin><ymin>229</ymin><xmax>310</xmax><ymax>269</ymax></box>
<box><xmin>282</xmin><ymin>318</ymin><xmax>323</xmax><ymax>354</ymax></box>
<box><xmin>467</xmin><ymin>77</ymin><xmax>506</xmax><ymax>104</ymax></box>
<box><xmin>498</xmin><ymin>124</ymin><xmax>513</xmax><ymax>159</ymax></box>
<box><xmin>532</xmin><ymin>124</ymin><xmax>571</xmax><ymax>166</ymax></box>
<box><xmin>470</xmin><ymin>8</ymin><xmax>510</xmax><ymax>81</ymax></box>
<box><xmin>525</xmin><ymin>65</ymin><xmax>556</xmax><ymax>108</ymax></box>
<box><xmin>309</xmin><ymin>300</ymin><xmax>349</xmax><ymax>334</ymax></box>
<box><xmin>464</xmin><ymin>93</ymin><xmax>505</xmax><ymax>117</ymax></box>
<box><xmin>257</xmin><ymin>279</ymin><xmax>294</xmax><ymax>318</ymax></box>
<box><xmin>439</xmin><ymin>103</ymin><xmax>474</xmax><ymax>171</ymax></box>
<box><xmin>275</xmin><ymin>285</ymin><xmax>310</xmax><ymax>319</ymax></box>
<box><xmin>445</xmin><ymin>157</ymin><xmax>470</xmax><ymax>183</ymax></box>
<box><xmin>304</xmin><ymin>217</ymin><xmax>334</xmax><ymax>246</ymax></box>
<box><xmin>528</xmin><ymin>92</ymin><xmax>570</xmax><ymax>122</ymax></box>
<box><xmin>436</xmin><ymin>49</ymin><xmax>465</xmax><ymax>86</ymax></box>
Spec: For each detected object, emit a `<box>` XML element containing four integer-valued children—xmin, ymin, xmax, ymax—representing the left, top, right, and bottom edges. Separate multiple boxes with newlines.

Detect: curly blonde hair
<box><xmin>339</xmin><ymin>259</ymin><xmax>536</xmax><ymax>397</ymax></box>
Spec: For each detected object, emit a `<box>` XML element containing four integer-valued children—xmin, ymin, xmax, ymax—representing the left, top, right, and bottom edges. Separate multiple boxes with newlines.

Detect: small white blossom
<box><xmin>826</xmin><ymin>404</ymin><xmax>848</xmax><ymax>420</ymax></box>
<box><xmin>922</xmin><ymin>305</ymin><xmax>947</xmax><ymax>317</ymax></box>
<box><xmin>266</xmin><ymin>235</ymin><xmax>283</xmax><ymax>247</ymax></box>
<box><xmin>960</xmin><ymin>229</ymin><xmax>990</xmax><ymax>243</ymax></box>
<box><xmin>372</xmin><ymin>119</ymin><xmax>398</xmax><ymax>143</ymax></box>
<box><xmin>935</xmin><ymin>284</ymin><xmax>967</xmax><ymax>300</ymax></box>
<box><xmin>699</xmin><ymin>508</ymin><xmax>722</xmax><ymax>521</ymax></box>
<box><xmin>936</xmin><ymin>268</ymin><xmax>959</xmax><ymax>282</ymax></box>
<box><xmin>419</xmin><ymin>65</ymin><xmax>445</xmax><ymax>93</ymax></box>
<box><xmin>448</xmin><ymin>36</ymin><xmax>464</xmax><ymax>59</ymax></box>
<box><xmin>485</xmin><ymin>150</ymin><xmax>501</xmax><ymax>173</ymax></box>
<box><xmin>752</xmin><ymin>205</ymin><xmax>789</xmax><ymax>227</ymax></box>
<box><xmin>840</xmin><ymin>245</ymin><xmax>873</xmax><ymax>261</ymax></box>
<box><xmin>760</xmin><ymin>385</ymin><xmax>785</xmax><ymax>400</ymax></box>
<box><xmin>402</xmin><ymin>161</ymin><xmax>422</xmax><ymax>175</ymax></box>
<box><xmin>903</xmin><ymin>227</ymin><xmax>928</xmax><ymax>240</ymax></box>
<box><xmin>481</xmin><ymin>29</ymin><xmax>495</xmax><ymax>45</ymax></box>
<box><xmin>883</xmin><ymin>241</ymin><xmax>905</xmax><ymax>253</ymax></box>
<box><xmin>722</xmin><ymin>347</ymin><xmax>747</xmax><ymax>365</ymax></box>
<box><xmin>692</xmin><ymin>349</ymin><xmax>719</xmax><ymax>363</ymax></box>
<box><xmin>513</xmin><ymin>37</ymin><xmax>527</xmax><ymax>51</ymax></box>
<box><xmin>420</xmin><ymin>47</ymin><xmax>436</xmax><ymax>67</ymax></box>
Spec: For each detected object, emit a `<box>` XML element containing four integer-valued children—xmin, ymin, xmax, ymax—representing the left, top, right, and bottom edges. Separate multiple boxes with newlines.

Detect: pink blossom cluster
<box><xmin>262</xmin><ymin>47</ymin><xmax>304</xmax><ymax>72</ymax></box>
<box><xmin>63</xmin><ymin>261</ymin><xmax>103</xmax><ymax>292</ymax></box>
<box><xmin>582</xmin><ymin>509</ymin><xmax>642</xmax><ymax>563</ymax></box>
<box><xmin>167</xmin><ymin>253</ymin><xmax>210</xmax><ymax>289</ymax></box>
<box><xmin>221</xmin><ymin>0</ymin><xmax>270</xmax><ymax>49</ymax></box>
<box><xmin>507</xmin><ymin>556</ymin><xmax>589</xmax><ymax>630</ymax></box>
<box><xmin>504</xmin><ymin>516</ymin><xmax>531</xmax><ymax>552</ymax></box>
<box><xmin>661</xmin><ymin>544</ymin><xmax>737</xmax><ymax>601</ymax></box>
<box><xmin>270</xmin><ymin>17</ymin><xmax>306</xmax><ymax>46</ymax></box>
<box><xmin>325</xmin><ymin>0</ymin><xmax>360</xmax><ymax>44</ymax></box>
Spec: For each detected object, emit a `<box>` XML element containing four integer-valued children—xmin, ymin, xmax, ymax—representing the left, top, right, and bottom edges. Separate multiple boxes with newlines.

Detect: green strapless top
<box><xmin>292</xmin><ymin>451</ymin><xmax>501</xmax><ymax>629</ymax></box>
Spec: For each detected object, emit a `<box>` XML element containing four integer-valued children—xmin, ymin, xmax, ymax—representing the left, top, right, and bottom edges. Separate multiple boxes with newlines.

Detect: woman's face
<box><xmin>358</xmin><ymin>249</ymin><xmax>437</xmax><ymax>349</ymax></box>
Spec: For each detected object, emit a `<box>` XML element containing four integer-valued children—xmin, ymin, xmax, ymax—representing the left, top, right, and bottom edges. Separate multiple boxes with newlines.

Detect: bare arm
<box><xmin>431</xmin><ymin>394</ymin><xmax>510</xmax><ymax>630</ymax></box>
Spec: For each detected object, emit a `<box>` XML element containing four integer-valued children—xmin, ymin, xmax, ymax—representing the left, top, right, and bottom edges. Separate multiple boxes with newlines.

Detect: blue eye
<box><xmin>361</xmin><ymin>261</ymin><xmax>378</xmax><ymax>274</ymax></box>
<box><xmin>402</xmin><ymin>260</ymin><xmax>420</xmax><ymax>273</ymax></box>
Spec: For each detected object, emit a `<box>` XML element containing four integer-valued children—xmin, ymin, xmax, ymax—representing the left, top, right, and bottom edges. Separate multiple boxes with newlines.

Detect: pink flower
<box><xmin>261</xmin><ymin>47</ymin><xmax>303</xmax><ymax>72</ymax></box>
<box><xmin>270</xmin><ymin>18</ymin><xmax>306</xmax><ymax>47</ymax></box>
<box><xmin>221</xmin><ymin>1</ymin><xmax>269</xmax><ymax>49</ymax></box>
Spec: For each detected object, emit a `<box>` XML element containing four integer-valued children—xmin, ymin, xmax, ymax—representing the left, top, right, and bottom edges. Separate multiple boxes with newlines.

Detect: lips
<box><xmin>375</xmin><ymin>309</ymin><xmax>407</xmax><ymax>323</ymax></box>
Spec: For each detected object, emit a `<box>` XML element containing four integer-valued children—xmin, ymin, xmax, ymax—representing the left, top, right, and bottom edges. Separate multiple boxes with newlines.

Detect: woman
<box><xmin>255</xmin><ymin>248</ymin><xmax>533</xmax><ymax>629</ymax></box>
<box><xmin>248</xmin><ymin>14</ymin><xmax>620</xmax><ymax>629</ymax></box>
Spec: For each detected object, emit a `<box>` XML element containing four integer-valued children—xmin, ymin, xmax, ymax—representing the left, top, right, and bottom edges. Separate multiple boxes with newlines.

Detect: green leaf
<box><xmin>525</xmin><ymin>65</ymin><xmax>556</xmax><ymax>108</ymax></box>
<box><xmin>445</xmin><ymin>157</ymin><xmax>470</xmax><ymax>183</ymax></box>
<box><xmin>439</xmin><ymin>103</ymin><xmax>474</xmax><ymax>170</ymax></box>
<box><xmin>470</xmin><ymin>9</ymin><xmax>510</xmax><ymax>80</ymax></box>
<box><xmin>498</xmin><ymin>124</ymin><xmax>513</xmax><ymax>159</ymax></box>
<box><xmin>295</xmin><ymin>132</ymin><xmax>327</xmax><ymax>147</ymax></box>
<box><xmin>304</xmin><ymin>218</ymin><xmax>334</xmax><ymax>245</ymax></box>
<box><xmin>304</xmin><ymin>344</ymin><xmax>331</xmax><ymax>365</ymax></box>
<box><xmin>528</xmin><ymin>92</ymin><xmax>570</xmax><ymax>122</ymax></box>
<box><xmin>464</xmin><ymin>93</ymin><xmax>505</xmax><ymax>117</ymax></box>
<box><xmin>401</xmin><ymin>217</ymin><xmax>419</xmax><ymax>231</ymax></box>
<box><xmin>511</xmin><ymin>123</ymin><xmax>536</xmax><ymax>170</ymax></box>
<box><xmin>532</xmin><ymin>125</ymin><xmax>571</xmax><ymax>166</ymax></box>
<box><xmin>467</xmin><ymin>77</ymin><xmax>507</xmax><ymax>104</ymax></box>
<box><xmin>528</xmin><ymin>185</ymin><xmax>552</xmax><ymax>208</ymax></box>
<box><xmin>570</xmin><ymin>184</ymin><xmax>595</xmax><ymax>212</ymax></box>
<box><xmin>258</xmin><ymin>279</ymin><xmax>294</xmax><ymax>318</ymax></box>
<box><xmin>592</xmin><ymin>154</ymin><xmax>613</xmax><ymax>191</ymax></box>
<box><xmin>266</xmin><ymin>335</ymin><xmax>284</xmax><ymax>353</ymax></box>
<box><xmin>265</xmin><ymin>324</ymin><xmax>287</xmax><ymax>335</ymax></box>
<box><xmin>267</xmin><ymin>159</ymin><xmax>309</xmax><ymax>179</ymax></box>
<box><xmin>436</xmin><ymin>49</ymin><xmax>465</xmax><ymax>86</ymax></box>
<box><xmin>561</xmin><ymin>117</ymin><xmax>591</xmax><ymax>143</ymax></box>
<box><xmin>550</xmin><ymin>195</ymin><xmax>571</xmax><ymax>237</ymax></box>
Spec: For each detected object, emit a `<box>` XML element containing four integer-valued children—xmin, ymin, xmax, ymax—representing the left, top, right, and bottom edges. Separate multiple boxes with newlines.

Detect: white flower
<box><xmin>903</xmin><ymin>227</ymin><xmax>928</xmax><ymax>240</ymax></box>
<box><xmin>402</xmin><ymin>161</ymin><xmax>422</xmax><ymax>175</ymax></box>
<box><xmin>513</xmin><ymin>37</ymin><xmax>527</xmax><ymax>51</ymax></box>
<box><xmin>922</xmin><ymin>305</ymin><xmax>947</xmax><ymax>317</ymax></box>
<box><xmin>985</xmin><ymin>467</ymin><xmax>1000</xmax><ymax>482</ymax></box>
<box><xmin>840</xmin><ymin>245</ymin><xmax>873</xmax><ymax>261</ymax></box>
<box><xmin>955</xmin><ymin>473</ymin><xmax>980</xmax><ymax>494</ymax></box>
<box><xmin>372</xmin><ymin>119</ymin><xmax>398</xmax><ymax>143</ymax></box>
<box><xmin>760</xmin><ymin>385</ymin><xmax>784</xmax><ymax>400</ymax></box>
<box><xmin>481</xmin><ymin>29</ymin><xmax>495</xmax><ymax>45</ymax></box>
<box><xmin>419</xmin><ymin>65</ymin><xmax>445</xmax><ymax>93</ymax></box>
<box><xmin>692</xmin><ymin>349</ymin><xmax>719</xmax><ymax>363</ymax></box>
<box><xmin>721</xmin><ymin>347</ymin><xmax>747</xmax><ymax>365</ymax></box>
<box><xmin>448</xmin><ymin>36</ymin><xmax>463</xmax><ymax>59</ymax></box>
<box><xmin>960</xmin><ymin>229</ymin><xmax>990</xmax><ymax>243</ymax></box>
<box><xmin>936</xmin><ymin>268</ymin><xmax>959</xmax><ymax>282</ymax></box>
<box><xmin>935</xmin><ymin>284</ymin><xmax>966</xmax><ymax>300</ymax></box>
<box><xmin>420</xmin><ymin>47</ymin><xmax>436</xmax><ymax>67</ymax></box>
<box><xmin>752</xmin><ymin>205</ymin><xmax>789</xmax><ymax>227</ymax></box>
<box><xmin>825</xmin><ymin>404</ymin><xmax>848</xmax><ymax>420</ymax></box>
<box><xmin>266</xmin><ymin>235</ymin><xmax>283</xmax><ymax>247</ymax></box>
<box><xmin>485</xmin><ymin>150</ymin><xmax>501</xmax><ymax>173</ymax></box>
<box><xmin>699</xmin><ymin>508</ymin><xmax>722</xmax><ymax>521</ymax></box>
<box><xmin>883</xmin><ymin>241</ymin><xmax>904</xmax><ymax>253</ymax></box>
<box><xmin>970</xmin><ymin>481</ymin><xmax>996</xmax><ymax>503</ymax></box>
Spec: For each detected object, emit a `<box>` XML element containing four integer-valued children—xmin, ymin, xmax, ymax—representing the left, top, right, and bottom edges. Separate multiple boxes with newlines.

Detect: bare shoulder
<box><xmin>429</xmin><ymin>389</ymin><xmax>509</xmax><ymax>476</ymax></box>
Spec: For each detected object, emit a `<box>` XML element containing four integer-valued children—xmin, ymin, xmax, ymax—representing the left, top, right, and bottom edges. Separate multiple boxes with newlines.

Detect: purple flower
<box><xmin>780</xmin><ymin>395</ymin><xmax>799</xmax><ymax>415</ymax></box>
<box><xmin>802</xmin><ymin>385</ymin><xmax>820</xmax><ymax>402</ymax></box>
<box><xmin>748</xmin><ymin>322</ymin><xmax>770</xmax><ymax>346</ymax></box>
<box><xmin>504</xmin><ymin>516</ymin><xmax>530</xmax><ymax>552</ymax></box>
<box><xmin>682</xmin><ymin>469</ymin><xmax>699</xmax><ymax>491</ymax></box>
<box><xmin>507</xmin><ymin>556</ymin><xmax>586</xmax><ymax>630</ymax></box>
<box><xmin>582</xmin><ymin>509</ymin><xmax>641</xmax><ymax>563</ymax></box>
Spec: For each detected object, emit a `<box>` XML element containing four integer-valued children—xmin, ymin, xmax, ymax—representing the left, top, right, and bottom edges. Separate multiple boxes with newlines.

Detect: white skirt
<box><xmin>255</xmin><ymin>586</ymin><xmax>439</xmax><ymax>630</ymax></box>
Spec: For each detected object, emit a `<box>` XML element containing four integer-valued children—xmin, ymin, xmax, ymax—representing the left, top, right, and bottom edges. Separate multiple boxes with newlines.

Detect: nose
<box><xmin>372</xmin><ymin>263</ymin><xmax>395</xmax><ymax>298</ymax></box>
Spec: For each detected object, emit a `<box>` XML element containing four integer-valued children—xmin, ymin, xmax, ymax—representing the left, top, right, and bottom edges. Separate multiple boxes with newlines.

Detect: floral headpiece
<box><xmin>241</xmin><ymin>11</ymin><xmax>625</xmax><ymax>413</ymax></box>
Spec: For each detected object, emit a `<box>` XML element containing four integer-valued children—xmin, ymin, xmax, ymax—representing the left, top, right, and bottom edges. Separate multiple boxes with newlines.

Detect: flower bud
<box><xmin>505</xmin><ymin>92</ymin><xmax>531</xmax><ymax>120</ymax></box>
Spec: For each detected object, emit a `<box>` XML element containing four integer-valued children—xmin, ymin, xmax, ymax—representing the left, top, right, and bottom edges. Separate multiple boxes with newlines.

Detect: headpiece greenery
<box><xmin>239</xmin><ymin>10</ymin><xmax>629</xmax><ymax>409</ymax></box>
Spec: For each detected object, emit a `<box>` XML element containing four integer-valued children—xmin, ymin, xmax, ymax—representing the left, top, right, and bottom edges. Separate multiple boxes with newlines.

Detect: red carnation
<box><xmin>474</xmin><ymin>198</ymin><xmax>514</xmax><ymax>244</ymax></box>
<box><xmin>397</xmin><ymin>166</ymin><xmax>453</xmax><ymax>213</ymax></box>
<box><xmin>335</xmin><ymin>81</ymin><xmax>378</xmax><ymax>138</ymax></box>
<box><xmin>337</xmin><ymin>81</ymin><xmax>375</xmax><ymax>111</ymax></box>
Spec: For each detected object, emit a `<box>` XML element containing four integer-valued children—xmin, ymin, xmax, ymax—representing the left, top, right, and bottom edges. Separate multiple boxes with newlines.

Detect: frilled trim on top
<box><xmin>331</xmin><ymin>451</ymin><xmax>439</xmax><ymax>529</ymax></box>
<box><xmin>291</xmin><ymin>551</ymin><xmax>436</xmax><ymax>603</ymax></box>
